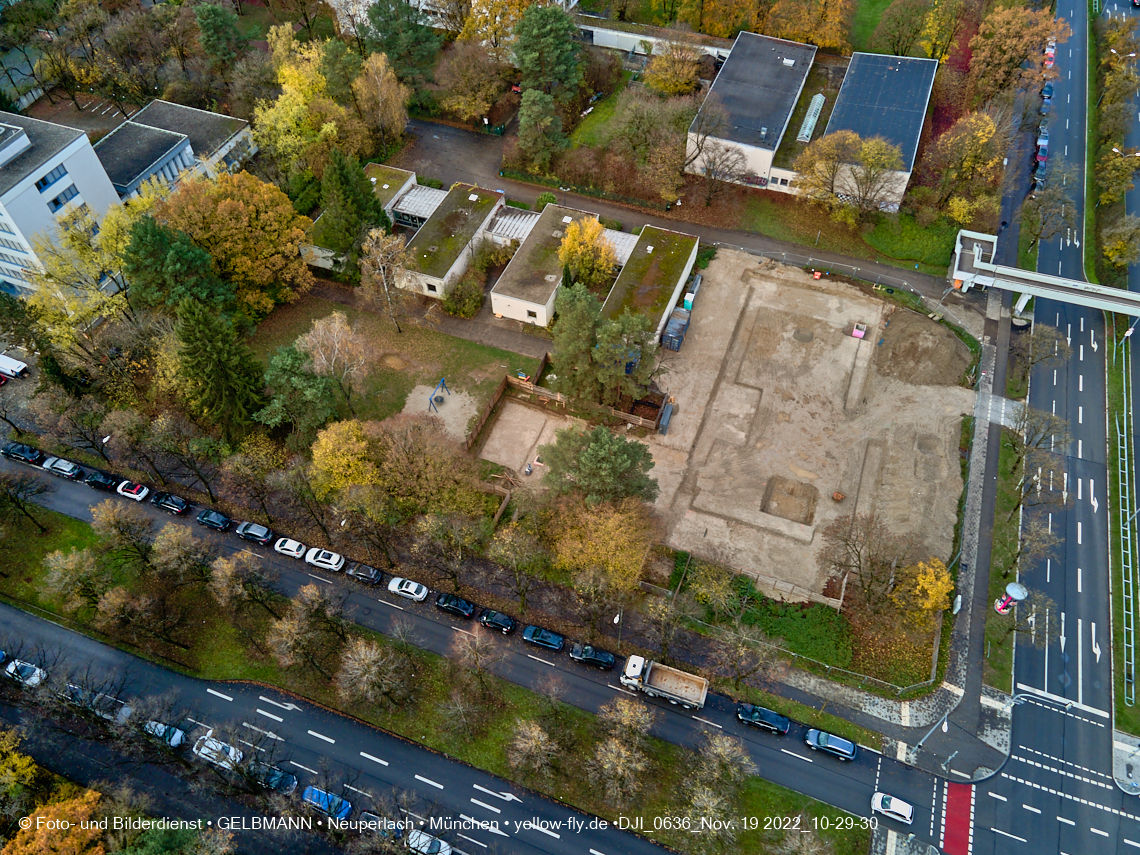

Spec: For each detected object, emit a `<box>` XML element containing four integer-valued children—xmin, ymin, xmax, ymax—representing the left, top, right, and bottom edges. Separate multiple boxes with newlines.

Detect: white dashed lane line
<box><xmin>306</xmin><ymin>574</ymin><xmax>331</xmax><ymax>584</ymax></box>
<box><xmin>1058</xmin><ymin>816</ymin><xmax>1075</xmax><ymax>826</ymax></box>
<box><xmin>416</xmin><ymin>775</ymin><xmax>444</xmax><ymax>789</ymax></box>
<box><xmin>458</xmin><ymin>833</ymin><xmax>487</xmax><ymax>848</ymax></box>
<box><xmin>1023</xmin><ymin>804</ymin><xmax>1041</xmax><ymax>814</ymax></box>
<box><xmin>289</xmin><ymin>761</ymin><xmax>318</xmax><ymax>775</ymax></box>
<box><xmin>781</xmin><ymin>748</ymin><xmax>812</xmax><ymax>762</ymax></box>
<box><xmin>991</xmin><ymin>828</ymin><xmax>1027</xmax><ymax>843</ymax></box>
<box><xmin>526</xmin><ymin>654</ymin><xmax>555</xmax><ymax>667</ymax></box>
<box><xmin>470</xmin><ymin>798</ymin><xmax>501</xmax><ymax>814</ymax></box>
<box><xmin>206</xmin><ymin>688</ymin><xmax>233</xmax><ymax>701</ymax></box>
<box><xmin>525</xmin><ymin>821</ymin><xmax>560</xmax><ymax>839</ymax></box>
<box><xmin>308</xmin><ymin>730</ymin><xmax>335</xmax><ymax>743</ymax></box>
<box><xmin>256</xmin><ymin>709</ymin><xmax>283</xmax><ymax>722</ymax></box>
<box><xmin>344</xmin><ymin>784</ymin><xmax>374</xmax><ymax>798</ymax></box>
<box><xmin>360</xmin><ymin>751</ymin><xmax>389</xmax><ymax>766</ymax></box>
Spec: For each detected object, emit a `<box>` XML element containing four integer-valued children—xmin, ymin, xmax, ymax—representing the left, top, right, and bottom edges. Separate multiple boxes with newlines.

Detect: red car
<box><xmin>1036</xmin><ymin>144</ymin><xmax>1048</xmax><ymax>163</ymax></box>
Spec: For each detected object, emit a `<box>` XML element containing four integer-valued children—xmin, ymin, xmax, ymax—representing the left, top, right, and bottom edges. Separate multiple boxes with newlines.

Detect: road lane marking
<box><xmin>289</xmin><ymin>761</ymin><xmax>318</xmax><ymax>774</ymax></box>
<box><xmin>458</xmin><ymin>833</ymin><xmax>487</xmax><ymax>848</ymax></box>
<box><xmin>691</xmin><ymin>716</ymin><xmax>723</xmax><ymax>728</ymax></box>
<box><xmin>781</xmin><ymin>748</ymin><xmax>812</xmax><ymax>762</ymax></box>
<box><xmin>1023</xmin><ymin>804</ymin><xmax>1041</xmax><ymax>814</ymax></box>
<box><xmin>378</xmin><ymin>599</ymin><xmax>405</xmax><ymax>611</ymax></box>
<box><xmin>1058</xmin><ymin>816</ymin><xmax>1075</xmax><ymax>825</ymax></box>
<box><xmin>472</xmin><ymin>784</ymin><xmax>521</xmax><ymax>802</ymax></box>
<box><xmin>242</xmin><ymin>722</ymin><xmax>282</xmax><ymax>741</ymax></box>
<box><xmin>206</xmin><ymin>689</ymin><xmax>233</xmax><ymax>701</ymax></box>
<box><xmin>992</xmin><ymin>828</ymin><xmax>1027</xmax><ymax>842</ymax></box>
<box><xmin>607</xmin><ymin>683</ymin><xmax>638</xmax><ymax>695</ymax></box>
<box><xmin>1079</xmin><ymin>406</ymin><xmax>1083</xmax><ymax>424</ymax></box>
<box><xmin>989</xmin><ymin>792</ymin><xmax>1007</xmax><ymax>801</ymax></box>
<box><xmin>1079</xmin><ymin>375</ymin><xmax>1083</xmax><ymax>391</ymax></box>
<box><xmin>187</xmin><ymin>717</ymin><xmax>209</xmax><ymax>727</ymax></box>
<box><xmin>1078</xmin><ymin>522</ymin><xmax>1082</xmax><ymax>543</ymax></box>
<box><xmin>416</xmin><ymin>775</ymin><xmax>444</xmax><ymax>789</ymax></box>
<box><xmin>1078</xmin><ymin>567</ymin><xmax>1082</xmax><ymax>592</ymax></box>
<box><xmin>307</xmin><ymin>730</ymin><xmax>335</xmax><ymax>743</ymax></box>
<box><xmin>1124</xmin><ymin>838</ymin><xmax>1140</xmax><ymax>848</ymax></box>
<box><xmin>1014</xmin><ymin>683</ymin><xmax>1109</xmax><ymax>717</ymax></box>
<box><xmin>1092</xmin><ymin>827</ymin><xmax>1109</xmax><ymax>837</ymax></box>
<box><xmin>450</xmin><ymin>626</ymin><xmax>473</xmax><ymax>636</ymax></box>
<box><xmin>259</xmin><ymin>696</ymin><xmax>301</xmax><ymax>711</ymax></box>
<box><xmin>525</xmin><ymin>821</ymin><xmax>560</xmax><ymax>839</ymax></box>
<box><xmin>237</xmin><ymin>739</ymin><xmax>266</xmax><ymax>753</ymax></box>
<box><xmin>526</xmin><ymin>654</ymin><xmax>555</xmax><ymax>666</ymax></box>
<box><xmin>590</xmin><ymin>851</ymin><xmax>608</xmax><ymax>855</ymax></box>
<box><xmin>257</xmin><ymin>709</ymin><xmax>283</xmax><ymax>722</ymax></box>
<box><xmin>469</xmin><ymin>798</ymin><xmax>501</xmax><ymax>814</ymax></box>
<box><xmin>307</xmin><ymin>574</ymin><xmax>331</xmax><ymax>584</ymax></box>
<box><xmin>360</xmin><ymin>752</ymin><xmax>389</xmax><ymax>766</ymax></box>
<box><xmin>344</xmin><ymin>784</ymin><xmax>374</xmax><ymax>798</ymax></box>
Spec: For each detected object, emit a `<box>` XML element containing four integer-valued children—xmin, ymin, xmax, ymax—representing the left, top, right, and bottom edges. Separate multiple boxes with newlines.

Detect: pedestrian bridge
<box><xmin>952</xmin><ymin>229</ymin><xmax>1140</xmax><ymax>316</ymax></box>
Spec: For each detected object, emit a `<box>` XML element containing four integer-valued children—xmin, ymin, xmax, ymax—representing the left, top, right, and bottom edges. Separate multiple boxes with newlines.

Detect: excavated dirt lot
<box><xmin>645</xmin><ymin>250</ymin><xmax>975</xmax><ymax>601</ymax></box>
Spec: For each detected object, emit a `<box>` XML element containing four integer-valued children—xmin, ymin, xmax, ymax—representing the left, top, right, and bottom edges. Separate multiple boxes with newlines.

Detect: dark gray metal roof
<box><xmin>699</xmin><ymin>32</ymin><xmax>817</xmax><ymax>152</ymax></box>
<box><xmin>823</xmin><ymin>53</ymin><xmax>938</xmax><ymax>172</ymax></box>
<box><xmin>93</xmin><ymin>121</ymin><xmax>188</xmax><ymax>188</ymax></box>
<box><xmin>0</xmin><ymin>112</ymin><xmax>84</xmax><ymax>198</ymax></box>
<box><xmin>129</xmin><ymin>100</ymin><xmax>247</xmax><ymax>160</ymax></box>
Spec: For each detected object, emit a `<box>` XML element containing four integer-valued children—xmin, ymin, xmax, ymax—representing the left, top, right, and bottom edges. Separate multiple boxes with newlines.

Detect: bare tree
<box><xmin>507</xmin><ymin>720</ymin><xmax>557</xmax><ymax>778</ymax></box>
<box><xmin>597</xmin><ymin>696</ymin><xmax>658</xmax><ymax>741</ymax></box>
<box><xmin>150</xmin><ymin>524</ymin><xmax>219</xmax><ymax>588</ymax></box>
<box><xmin>684</xmin><ymin>99</ymin><xmax>729</xmax><ymax>171</ymax></box>
<box><xmin>698</xmin><ymin>140</ymin><xmax>751</xmax><ymax>205</ymax></box>
<box><xmin>683</xmin><ymin>786</ymin><xmax>737</xmax><ymax>852</ymax></box>
<box><xmin>818</xmin><ymin>514</ymin><xmax>910</xmax><ymax>615</ymax></box>
<box><xmin>0</xmin><ymin>471</ymin><xmax>54</xmax><ymax>535</ymax></box>
<box><xmin>267</xmin><ymin>584</ymin><xmax>349</xmax><ymax>677</ymax></box>
<box><xmin>91</xmin><ymin>500</ymin><xmax>155</xmax><ymax>571</ymax></box>
<box><xmin>1006</xmin><ymin>406</ymin><xmax>1072</xmax><ymax>473</ymax></box>
<box><xmin>450</xmin><ymin>625</ymin><xmax>505</xmax><ymax>691</ymax></box>
<box><xmin>487</xmin><ymin>524</ymin><xmax>545</xmax><ymax>614</ymax></box>
<box><xmin>296</xmin><ymin>311</ymin><xmax>368</xmax><ymax>416</ymax></box>
<box><xmin>571</xmin><ymin>565</ymin><xmax>625</xmax><ymax>637</ymax></box>
<box><xmin>586</xmin><ymin>736</ymin><xmax>649</xmax><ymax>806</ymax></box>
<box><xmin>270</xmin><ymin>457</ymin><xmax>333</xmax><ymax>544</ymax></box>
<box><xmin>335</xmin><ymin>637</ymin><xmax>414</xmax><ymax>708</ymax></box>
<box><xmin>998</xmin><ymin>589</ymin><xmax>1060</xmax><ymax>650</ymax></box>
<box><xmin>436</xmin><ymin>687</ymin><xmax>483</xmax><ymax>735</ymax></box>
<box><xmin>694</xmin><ymin>730</ymin><xmax>756</xmax><ymax>788</ymax></box>
<box><xmin>209</xmin><ymin>551</ymin><xmax>282</xmax><ymax>618</ymax></box>
<box><xmin>94</xmin><ymin>587</ymin><xmax>191</xmax><ymax>651</ymax></box>
<box><xmin>361</xmin><ymin>229</ymin><xmax>414</xmax><ymax>334</ymax></box>
<box><xmin>644</xmin><ymin>591</ymin><xmax>702</xmax><ymax>659</ymax></box>
<box><xmin>1013</xmin><ymin>324</ymin><xmax>1072</xmax><ymax>372</ymax></box>
<box><xmin>994</xmin><ymin>515</ymin><xmax>1060</xmax><ymax>580</ymax></box>
<box><xmin>774</xmin><ymin>813</ymin><xmax>834</xmax><ymax>855</ymax></box>
<box><xmin>1019</xmin><ymin>167</ymin><xmax>1076</xmax><ymax>249</ymax></box>
<box><xmin>410</xmin><ymin>514</ymin><xmax>485</xmax><ymax>592</ymax></box>
<box><xmin>44</xmin><ymin>548</ymin><xmax>113</xmax><ymax>611</ymax></box>
<box><xmin>28</xmin><ymin>390</ymin><xmax>110</xmax><ymax>461</ymax></box>
<box><xmin>712</xmin><ymin>621</ymin><xmax>787</xmax><ymax>690</ymax></box>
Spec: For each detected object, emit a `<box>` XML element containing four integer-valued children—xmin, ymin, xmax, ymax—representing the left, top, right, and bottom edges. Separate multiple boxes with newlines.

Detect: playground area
<box><xmin>643</xmin><ymin>251</ymin><xmax>974</xmax><ymax>600</ymax></box>
<box><xmin>399</xmin><ymin>382</ymin><xmax>480</xmax><ymax>442</ymax></box>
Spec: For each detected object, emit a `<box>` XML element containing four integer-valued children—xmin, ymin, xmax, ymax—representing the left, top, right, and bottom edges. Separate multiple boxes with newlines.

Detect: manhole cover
<box><xmin>428</xmin><ymin>245</ymin><xmax>439</xmax><ymax>252</ymax></box>
<box><xmin>793</xmin><ymin>329</ymin><xmax>814</xmax><ymax>343</ymax></box>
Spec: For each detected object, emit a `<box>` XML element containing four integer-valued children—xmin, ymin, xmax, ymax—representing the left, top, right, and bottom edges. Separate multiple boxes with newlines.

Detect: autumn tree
<box><xmin>209</xmin><ymin>551</ymin><xmax>282</xmax><ymax>618</ymax></box>
<box><xmin>0</xmin><ymin>727</ymin><xmax>38</xmax><ymax>817</ymax></box>
<box><xmin>507</xmin><ymin>720</ymin><xmax>557</xmax><ymax>777</ymax></box>
<box><xmin>1103</xmin><ymin>214</ymin><xmax>1140</xmax><ymax>267</ymax></box>
<box><xmin>487</xmin><ymin>523</ymin><xmax>546</xmax><ymax>613</ymax></box>
<box><xmin>554</xmin><ymin>499</ymin><xmax>659</xmax><ymax>593</ymax></box>
<box><xmin>91</xmin><ymin>499</ymin><xmax>155</xmax><ymax>571</ymax></box>
<box><xmin>558</xmin><ymin>217</ymin><xmax>617</xmax><ymax>288</ymax></box>
<box><xmin>334</xmin><ymin>637</ymin><xmax>414</xmax><ymax>707</ymax></box>
<box><xmin>353</xmin><ymin>52</ymin><xmax>410</xmax><ymax>150</ymax></box>
<box><xmin>461</xmin><ymin>0</ymin><xmax>530</xmax><ymax>62</ymax></box>
<box><xmin>221</xmin><ymin>435</ymin><xmax>287</xmax><ymax>524</ymax></box>
<box><xmin>970</xmin><ymin>9</ymin><xmax>1069</xmax><ymax>102</ymax></box>
<box><xmin>845</xmin><ymin>137</ymin><xmax>904</xmax><ymax>218</ymax></box>
<box><xmin>363</xmin><ymin>0</ymin><xmax>442</xmax><ymax>82</ymax></box>
<box><xmin>792</xmin><ymin>130</ymin><xmax>861</xmax><ymax>214</ymax></box>
<box><xmin>150</xmin><ymin>523</ymin><xmax>219</xmax><ymax>588</ymax></box>
<box><xmin>540</xmin><ymin>425</ymin><xmax>659</xmax><ymax>505</ymax></box>
<box><xmin>437</xmin><ymin>40</ymin><xmax>509</xmax><ymax>122</ymax></box>
<box><xmin>156</xmin><ymin>172</ymin><xmax>314</xmax><ymax>316</ymax></box>
<box><xmin>920</xmin><ymin>0</ymin><xmax>974</xmax><ymax>62</ymax></box>
<box><xmin>517</xmin><ymin>89</ymin><xmax>566</xmax><ymax>173</ymax></box>
<box><xmin>817</xmin><ymin>514</ymin><xmax>910</xmax><ymax>615</ymax></box>
<box><xmin>296</xmin><ymin>311</ymin><xmax>368</xmax><ymax>414</ymax></box>
<box><xmin>873</xmin><ymin>0</ymin><xmax>931</xmax><ymax>56</ymax></box>
<box><xmin>766</xmin><ymin>0</ymin><xmax>855</xmax><ymax>52</ymax></box>
<box><xmin>926</xmin><ymin>112</ymin><xmax>1005</xmax><ymax>207</ymax></box>
<box><xmin>95</xmin><ymin>586</ymin><xmax>191</xmax><ymax>650</ymax></box>
<box><xmin>644</xmin><ymin>39</ymin><xmax>702</xmax><ymax>96</ymax></box>
<box><xmin>175</xmin><ymin>299</ymin><xmax>266</xmax><ymax>441</ymax></box>
<box><xmin>1096</xmin><ymin>147</ymin><xmax>1139</xmax><ymax>207</ymax></box>
<box><xmin>513</xmin><ymin>5</ymin><xmax>581</xmax><ymax>103</ymax></box>
<box><xmin>889</xmin><ymin>558</ymin><xmax>953</xmax><ymax>629</ymax></box>
<box><xmin>361</xmin><ymin>229</ymin><xmax>414</xmax><ymax>333</ymax></box>
<box><xmin>309</xmin><ymin>419</ymin><xmax>385</xmax><ymax>499</ymax></box>
<box><xmin>1018</xmin><ymin>173</ymin><xmax>1076</xmax><ymax>250</ymax></box>
<box><xmin>411</xmin><ymin>514</ymin><xmax>486</xmax><ymax>592</ymax></box>
<box><xmin>44</xmin><ymin>548</ymin><xmax>113</xmax><ymax>612</ymax></box>
<box><xmin>267</xmin><ymin>584</ymin><xmax>348</xmax><ymax>676</ymax></box>
<box><xmin>3</xmin><ymin>788</ymin><xmax>105</xmax><ymax>855</ymax></box>
<box><xmin>451</xmin><ymin>625</ymin><xmax>505</xmax><ymax>691</ymax></box>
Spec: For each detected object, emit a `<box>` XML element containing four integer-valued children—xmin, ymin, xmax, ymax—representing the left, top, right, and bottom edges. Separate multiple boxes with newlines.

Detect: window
<box><xmin>48</xmin><ymin>184</ymin><xmax>79</xmax><ymax>213</ymax></box>
<box><xmin>0</xmin><ymin>237</ymin><xmax>26</xmax><ymax>253</ymax></box>
<box><xmin>526</xmin><ymin>310</ymin><xmax>537</xmax><ymax>319</ymax></box>
<box><xmin>0</xmin><ymin>220</ymin><xmax>14</xmax><ymax>235</ymax></box>
<box><xmin>35</xmin><ymin>164</ymin><xmax>68</xmax><ymax>192</ymax></box>
<box><xmin>0</xmin><ymin>251</ymin><xmax>27</xmax><ymax>268</ymax></box>
<box><xmin>0</xmin><ymin>266</ymin><xmax>27</xmax><ymax>282</ymax></box>
<box><xmin>426</xmin><ymin>283</ymin><xmax>437</xmax><ymax>293</ymax></box>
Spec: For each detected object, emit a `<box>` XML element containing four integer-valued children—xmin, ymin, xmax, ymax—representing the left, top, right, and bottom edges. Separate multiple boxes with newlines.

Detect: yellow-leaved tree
<box><xmin>1</xmin><ymin>788</ymin><xmax>104</xmax><ymax>855</ymax></box>
<box><xmin>890</xmin><ymin>558</ymin><xmax>954</xmax><ymax>628</ymax></box>
<box><xmin>558</xmin><ymin>218</ymin><xmax>617</xmax><ymax>289</ymax></box>
<box><xmin>309</xmin><ymin>419</ymin><xmax>385</xmax><ymax>499</ymax></box>
<box><xmin>459</xmin><ymin>0</ymin><xmax>531</xmax><ymax>62</ymax></box>
<box><xmin>553</xmin><ymin>499</ymin><xmax>659</xmax><ymax>594</ymax></box>
<box><xmin>0</xmin><ymin>728</ymin><xmax>37</xmax><ymax>799</ymax></box>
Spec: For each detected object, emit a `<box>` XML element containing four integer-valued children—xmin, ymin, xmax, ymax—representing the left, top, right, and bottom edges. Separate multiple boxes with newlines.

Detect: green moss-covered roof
<box><xmin>406</xmin><ymin>184</ymin><xmax>500</xmax><ymax>279</ymax></box>
<box><xmin>364</xmin><ymin>162</ymin><xmax>415</xmax><ymax>208</ymax></box>
<box><xmin>772</xmin><ymin>62</ymin><xmax>843</xmax><ymax>171</ymax></box>
<box><xmin>603</xmin><ymin>226</ymin><xmax>698</xmax><ymax>322</ymax></box>
<box><xmin>492</xmin><ymin>205</ymin><xmax>595</xmax><ymax>305</ymax></box>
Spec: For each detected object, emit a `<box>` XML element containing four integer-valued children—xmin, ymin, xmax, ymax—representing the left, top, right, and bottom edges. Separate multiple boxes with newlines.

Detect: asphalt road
<box><xmin>968</xmin><ymin>1</ymin><xmax>1130</xmax><ymax>851</ymax></box>
<box><xmin>0</xmin><ymin>453</ymin><xmax>957</xmax><ymax>849</ymax></box>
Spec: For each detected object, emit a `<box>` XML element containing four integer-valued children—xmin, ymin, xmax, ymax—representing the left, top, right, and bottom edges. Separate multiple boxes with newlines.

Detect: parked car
<box><xmin>434</xmin><ymin>593</ymin><xmax>475</xmax><ymax>618</ymax></box>
<box><xmin>116</xmin><ymin>481</ymin><xmax>149</xmax><ymax>502</ymax></box>
<box><xmin>2</xmin><ymin>442</ymin><xmax>45</xmax><ymax>466</ymax></box>
<box><xmin>236</xmin><ymin>522</ymin><xmax>274</xmax><ymax>545</ymax></box>
<box><xmin>478</xmin><ymin>609</ymin><xmax>517</xmax><ymax>634</ymax></box>
<box><xmin>248</xmin><ymin>761</ymin><xmax>298</xmax><ymax>795</ymax></box>
<box><xmin>41</xmin><ymin>457</ymin><xmax>83</xmax><ymax>480</ymax></box>
<box><xmin>274</xmin><ymin>538</ymin><xmax>306</xmax><ymax>559</ymax></box>
<box><xmin>5</xmin><ymin>659</ymin><xmax>47</xmax><ymax>687</ymax></box>
<box><xmin>301</xmin><ymin>786</ymin><xmax>352</xmax><ymax>820</ymax></box>
<box><xmin>346</xmin><ymin>562</ymin><xmax>384</xmax><ymax>585</ymax></box>
<box><xmin>522</xmin><ymin>625</ymin><xmax>565</xmax><ymax>652</ymax></box>
<box><xmin>405</xmin><ymin>830</ymin><xmax>452</xmax><ymax>855</ymax></box>
<box><xmin>84</xmin><ymin>471</ymin><xmax>120</xmax><ymax>492</ymax></box>
<box><xmin>388</xmin><ymin>577</ymin><xmax>429</xmax><ymax>602</ymax></box>
<box><xmin>150</xmin><ymin>492</ymin><xmax>190</xmax><ymax>515</ymax></box>
<box><xmin>1037</xmin><ymin>122</ymin><xmax>1049</xmax><ymax>146</ymax></box>
<box><xmin>192</xmin><ymin>729</ymin><xmax>243</xmax><ymax>771</ymax></box>
<box><xmin>736</xmin><ymin>703</ymin><xmax>791</xmax><ymax>735</ymax></box>
<box><xmin>359</xmin><ymin>812</ymin><xmax>403</xmax><ymax>839</ymax></box>
<box><xmin>1036</xmin><ymin>144</ymin><xmax>1048</xmax><ymax>163</ymax></box>
<box><xmin>197</xmin><ymin>509</ymin><xmax>232</xmax><ymax>532</ymax></box>
<box><xmin>143</xmin><ymin>720</ymin><xmax>188</xmax><ymax>748</ymax></box>
<box><xmin>569</xmin><ymin>643</ymin><xmax>616</xmax><ymax>670</ymax></box>
<box><xmin>0</xmin><ymin>354</ymin><xmax>29</xmax><ymax>379</ymax></box>
<box><xmin>871</xmin><ymin>792</ymin><xmax>914</xmax><ymax>825</ymax></box>
<box><xmin>305</xmin><ymin>547</ymin><xmax>345</xmax><ymax>572</ymax></box>
<box><xmin>804</xmin><ymin>729</ymin><xmax>858</xmax><ymax>761</ymax></box>
<box><xmin>1042</xmin><ymin>82</ymin><xmax>1054</xmax><ymax>100</ymax></box>
<box><xmin>65</xmin><ymin>684</ymin><xmax>133</xmax><ymax>725</ymax></box>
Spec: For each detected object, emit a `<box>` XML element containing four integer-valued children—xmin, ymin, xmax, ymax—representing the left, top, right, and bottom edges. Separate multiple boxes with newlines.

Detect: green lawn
<box><xmin>251</xmin><ymin>294</ymin><xmax>539</xmax><ymax>422</ymax></box>
<box><xmin>864</xmin><ymin>214</ymin><xmax>959</xmax><ymax>268</ymax></box>
<box><xmin>1</xmin><ymin>509</ymin><xmax>100</xmax><ymax>612</ymax></box>
<box><xmin>235</xmin><ymin>5</ymin><xmax>278</xmax><ymax>42</ymax></box>
<box><xmin>984</xmin><ymin>431</ymin><xmax>1019</xmax><ymax>693</ymax></box>
<box><xmin>850</xmin><ymin>0</ymin><xmax>893</xmax><ymax>53</ymax></box>
<box><xmin>570</xmin><ymin>71</ymin><xmax>631</xmax><ymax>148</ymax></box>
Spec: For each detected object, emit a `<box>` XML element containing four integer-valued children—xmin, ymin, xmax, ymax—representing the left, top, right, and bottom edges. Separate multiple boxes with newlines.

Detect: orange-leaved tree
<box><xmin>2</xmin><ymin>788</ymin><xmax>104</xmax><ymax>855</ymax></box>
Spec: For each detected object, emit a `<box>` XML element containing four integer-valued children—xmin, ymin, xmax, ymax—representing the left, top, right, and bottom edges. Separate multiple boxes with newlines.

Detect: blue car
<box><xmin>302</xmin><ymin>785</ymin><xmax>352</xmax><ymax>819</ymax></box>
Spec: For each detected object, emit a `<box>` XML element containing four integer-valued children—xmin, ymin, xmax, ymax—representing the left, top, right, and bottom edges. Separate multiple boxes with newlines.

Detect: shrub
<box><xmin>443</xmin><ymin>271</ymin><xmax>484</xmax><ymax>318</ymax></box>
<box><xmin>506</xmin><ymin>200</ymin><xmax>531</xmax><ymax>210</ymax></box>
<box><xmin>599</xmin><ymin>216</ymin><xmax>622</xmax><ymax>230</ymax></box>
<box><xmin>744</xmin><ymin>600</ymin><xmax>853</xmax><ymax>668</ymax></box>
<box><xmin>536</xmin><ymin>192</ymin><xmax>557</xmax><ymax>210</ymax></box>
<box><xmin>694</xmin><ymin>244</ymin><xmax>717</xmax><ymax>269</ymax></box>
<box><xmin>419</xmin><ymin>177</ymin><xmax>444</xmax><ymax>189</ymax></box>
<box><xmin>631</xmin><ymin>225</ymin><xmax>643</xmax><ymax>235</ymax></box>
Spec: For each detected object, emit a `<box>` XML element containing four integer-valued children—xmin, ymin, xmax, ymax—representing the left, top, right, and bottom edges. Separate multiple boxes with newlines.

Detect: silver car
<box><xmin>193</xmin><ymin>729</ymin><xmax>243</xmax><ymax>770</ymax></box>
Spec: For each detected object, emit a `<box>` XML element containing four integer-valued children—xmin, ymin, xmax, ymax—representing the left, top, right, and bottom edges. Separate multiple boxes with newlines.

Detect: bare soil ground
<box><xmin>645</xmin><ymin>250</ymin><xmax>974</xmax><ymax>600</ymax></box>
<box><xmin>399</xmin><ymin>384</ymin><xmax>479</xmax><ymax>442</ymax></box>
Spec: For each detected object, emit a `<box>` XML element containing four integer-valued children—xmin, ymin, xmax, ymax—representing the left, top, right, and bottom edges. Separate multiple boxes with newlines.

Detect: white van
<box><xmin>0</xmin><ymin>354</ymin><xmax>28</xmax><ymax>379</ymax></box>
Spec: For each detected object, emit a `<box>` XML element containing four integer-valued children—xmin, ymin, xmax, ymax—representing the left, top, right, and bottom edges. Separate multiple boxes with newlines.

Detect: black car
<box><xmin>196</xmin><ymin>509</ymin><xmax>232</xmax><ymax>532</ymax></box>
<box><xmin>248</xmin><ymin>761</ymin><xmax>298</xmax><ymax>795</ymax></box>
<box><xmin>569</xmin><ymin>643</ymin><xmax>616</xmax><ymax>670</ymax></box>
<box><xmin>1</xmin><ymin>442</ymin><xmax>45</xmax><ymax>466</ymax></box>
<box><xmin>736</xmin><ymin>703</ymin><xmax>791</xmax><ymax>735</ymax></box>
<box><xmin>522</xmin><ymin>625</ymin><xmax>565</xmax><ymax>652</ymax></box>
<box><xmin>478</xmin><ymin>609</ymin><xmax>517</xmax><ymax>634</ymax></box>
<box><xmin>85</xmin><ymin>471</ymin><xmax>121</xmax><ymax>492</ymax></box>
<box><xmin>151</xmin><ymin>492</ymin><xmax>190</xmax><ymax>515</ymax></box>
<box><xmin>345</xmin><ymin>562</ymin><xmax>383</xmax><ymax>585</ymax></box>
<box><xmin>435</xmin><ymin>593</ymin><xmax>475</xmax><ymax>618</ymax></box>
<box><xmin>235</xmin><ymin>521</ymin><xmax>274</xmax><ymax>545</ymax></box>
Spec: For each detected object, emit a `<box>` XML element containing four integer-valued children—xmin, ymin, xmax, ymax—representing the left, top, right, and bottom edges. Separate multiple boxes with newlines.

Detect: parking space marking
<box><xmin>308</xmin><ymin>730</ymin><xmax>335</xmax><ymax>743</ymax></box>
<box><xmin>690</xmin><ymin>716</ymin><xmax>723</xmax><ymax>729</ymax></box>
<box><xmin>307</xmin><ymin>574</ymin><xmax>331</xmax><ymax>584</ymax></box>
<box><xmin>526</xmin><ymin>654</ymin><xmax>555</xmax><ymax>667</ymax></box>
<box><xmin>289</xmin><ymin>761</ymin><xmax>318</xmax><ymax>775</ymax></box>
<box><xmin>360</xmin><ymin>752</ymin><xmax>389</xmax><ymax>766</ymax></box>
<box><xmin>206</xmin><ymin>689</ymin><xmax>233</xmax><ymax>701</ymax></box>
<box><xmin>416</xmin><ymin>775</ymin><xmax>444</xmax><ymax>789</ymax></box>
<box><xmin>378</xmin><ymin>599</ymin><xmax>405</xmax><ymax>611</ymax></box>
<box><xmin>344</xmin><ymin>784</ymin><xmax>374</xmax><ymax>798</ymax></box>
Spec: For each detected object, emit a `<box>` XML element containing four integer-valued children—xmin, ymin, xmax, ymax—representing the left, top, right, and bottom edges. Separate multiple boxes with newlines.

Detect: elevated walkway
<box><xmin>952</xmin><ymin>229</ymin><xmax>1140</xmax><ymax>316</ymax></box>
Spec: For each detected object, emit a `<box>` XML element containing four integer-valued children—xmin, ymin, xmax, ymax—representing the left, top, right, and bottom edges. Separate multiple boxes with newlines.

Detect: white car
<box><xmin>871</xmin><ymin>792</ymin><xmax>914</xmax><ymax>825</ymax></box>
<box><xmin>144</xmin><ymin>720</ymin><xmax>187</xmax><ymax>747</ymax></box>
<box><xmin>405</xmin><ymin>830</ymin><xmax>452</xmax><ymax>855</ymax></box>
<box><xmin>116</xmin><ymin>481</ymin><xmax>150</xmax><ymax>502</ymax></box>
<box><xmin>193</xmin><ymin>729</ymin><xmax>243</xmax><ymax>770</ymax></box>
<box><xmin>5</xmin><ymin>659</ymin><xmax>47</xmax><ymax>687</ymax></box>
<box><xmin>388</xmin><ymin>577</ymin><xmax>428</xmax><ymax>602</ymax></box>
<box><xmin>41</xmin><ymin>457</ymin><xmax>83</xmax><ymax>479</ymax></box>
<box><xmin>274</xmin><ymin>537</ymin><xmax>306</xmax><ymax>559</ymax></box>
<box><xmin>305</xmin><ymin>547</ymin><xmax>345</xmax><ymax>572</ymax></box>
